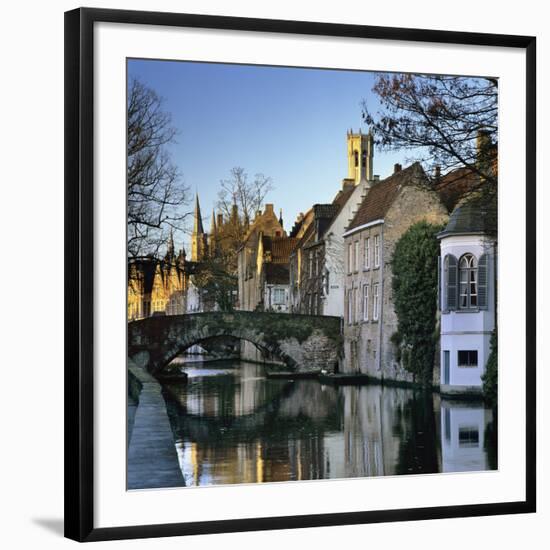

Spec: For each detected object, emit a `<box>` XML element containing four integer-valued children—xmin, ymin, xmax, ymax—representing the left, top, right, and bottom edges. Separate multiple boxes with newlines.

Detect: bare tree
<box><xmin>363</xmin><ymin>74</ymin><xmax>498</xmax><ymax>190</ymax></box>
<box><xmin>216</xmin><ymin>167</ymin><xmax>273</xmax><ymax>225</ymax></box>
<box><xmin>127</xmin><ymin>78</ymin><xmax>190</xmax><ymax>258</ymax></box>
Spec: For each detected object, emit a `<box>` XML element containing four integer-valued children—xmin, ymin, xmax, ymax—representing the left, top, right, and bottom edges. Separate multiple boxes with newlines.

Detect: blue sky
<box><xmin>128</xmin><ymin>59</ymin><xmax>407</xmax><ymax>250</ymax></box>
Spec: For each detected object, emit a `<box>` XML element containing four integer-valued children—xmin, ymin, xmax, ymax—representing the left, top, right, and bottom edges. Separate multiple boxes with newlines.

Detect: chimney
<box><xmin>393</xmin><ymin>163</ymin><xmax>402</xmax><ymax>174</ymax></box>
<box><xmin>476</xmin><ymin>129</ymin><xmax>492</xmax><ymax>181</ymax></box>
<box><xmin>264</xmin><ymin>203</ymin><xmax>274</xmax><ymax>215</ymax></box>
<box><xmin>342</xmin><ymin>178</ymin><xmax>355</xmax><ymax>191</ymax></box>
<box><xmin>373</xmin><ymin>175</ymin><xmax>380</xmax><ymax>182</ymax></box>
<box><xmin>434</xmin><ymin>165</ymin><xmax>441</xmax><ymax>181</ymax></box>
<box><xmin>217</xmin><ymin>213</ymin><xmax>223</xmax><ymax>227</ymax></box>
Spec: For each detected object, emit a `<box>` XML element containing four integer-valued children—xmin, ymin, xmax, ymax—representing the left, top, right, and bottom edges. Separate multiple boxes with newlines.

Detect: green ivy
<box><xmin>482</xmin><ymin>330</ymin><xmax>498</xmax><ymax>406</ymax></box>
<box><xmin>392</xmin><ymin>221</ymin><xmax>445</xmax><ymax>385</ymax></box>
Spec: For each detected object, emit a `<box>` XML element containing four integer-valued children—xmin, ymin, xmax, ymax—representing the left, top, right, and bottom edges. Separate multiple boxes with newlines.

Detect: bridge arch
<box><xmin>128</xmin><ymin>311</ymin><xmax>342</xmax><ymax>375</ymax></box>
<box><xmin>159</xmin><ymin>333</ymin><xmax>298</xmax><ymax>373</ymax></box>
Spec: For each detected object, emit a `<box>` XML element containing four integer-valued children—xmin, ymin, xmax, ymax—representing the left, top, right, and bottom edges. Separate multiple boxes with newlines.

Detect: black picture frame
<box><xmin>64</xmin><ymin>7</ymin><xmax>537</xmax><ymax>542</ymax></box>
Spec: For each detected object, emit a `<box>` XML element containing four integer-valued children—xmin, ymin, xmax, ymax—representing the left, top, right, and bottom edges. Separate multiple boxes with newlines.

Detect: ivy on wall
<box><xmin>392</xmin><ymin>221</ymin><xmax>445</xmax><ymax>385</ymax></box>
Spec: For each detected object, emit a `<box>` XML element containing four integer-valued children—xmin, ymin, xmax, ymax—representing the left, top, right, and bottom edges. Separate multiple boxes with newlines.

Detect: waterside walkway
<box><xmin>127</xmin><ymin>362</ymin><xmax>185</xmax><ymax>489</ymax></box>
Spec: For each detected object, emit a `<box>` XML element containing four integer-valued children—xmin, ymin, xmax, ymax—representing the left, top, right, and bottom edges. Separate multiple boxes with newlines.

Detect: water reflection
<box><xmin>161</xmin><ymin>361</ymin><xmax>496</xmax><ymax>487</ymax></box>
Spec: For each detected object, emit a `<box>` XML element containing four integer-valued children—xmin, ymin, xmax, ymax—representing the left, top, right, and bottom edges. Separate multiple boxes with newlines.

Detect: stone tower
<box><xmin>347</xmin><ymin>129</ymin><xmax>374</xmax><ymax>184</ymax></box>
<box><xmin>191</xmin><ymin>193</ymin><xmax>207</xmax><ymax>261</ymax></box>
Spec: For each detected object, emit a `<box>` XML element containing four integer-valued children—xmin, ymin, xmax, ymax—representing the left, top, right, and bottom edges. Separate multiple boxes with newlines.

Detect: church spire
<box><xmin>208</xmin><ymin>209</ymin><xmax>218</xmax><ymax>258</ymax></box>
<box><xmin>167</xmin><ymin>228</ymin><xmax>175</xmax><ymax>257</ymax></box>
<box><xmin>278</xmin><ymin>208</ymin><xmax>284</xmax><ymax>229</ymax></box>
<box><xmin>210</xmin><ymin>209</ymin><xmax>217</xmax><ymax>235</ymax></box>
<box><xmin>191</xmin><ymin>193</ymin><xmax>206</xmax><ymax>261</ymax></box>
<box><xmin>193</xmin><ymin>193</ymin><xmax>205</xmax><ymax>235</ymax></box>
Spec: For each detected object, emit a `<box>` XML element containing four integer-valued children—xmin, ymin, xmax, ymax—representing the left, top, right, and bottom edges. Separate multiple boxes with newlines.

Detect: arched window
<box><xmin>361</xmin><ymin>149</ymin><xmax>367</xmax><ymax>168</ymax></box>
<box><xmin>459</xmin><ymin>253</ymin><xmax>478</xmax><ymax>309</ymax></box>
<box><xmin>354</xmin><ymin>150</ymin><xmax>359</xmax><ymax>167</ymax></box>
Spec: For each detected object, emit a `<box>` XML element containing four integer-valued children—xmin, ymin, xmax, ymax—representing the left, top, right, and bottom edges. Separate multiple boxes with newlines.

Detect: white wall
<box><xmin>0</xmin><ymin>1</ymin><xmax>547</xmax><ymax>549</ymax></box>
<box><xmin>323</xmin><ymin>180</ymin><xmax>368</xmax><ymax>316</ymax></box>
<box><xmin>440</xmin><ymin>235</ymin><xmax>496</xmax><ymax>387</ymax></box>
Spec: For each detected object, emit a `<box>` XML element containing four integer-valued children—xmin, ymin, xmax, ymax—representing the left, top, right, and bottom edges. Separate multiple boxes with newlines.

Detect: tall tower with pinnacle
<box><xmin>209</xmin><ymin>209</ymin><xmax>217</xmax><ymax>257</ymax></box>
<box><xmin>191</xmin><ymin>193</ymin><xmax>207</xmax><ymax>261</ymax></box>
<box><xmin>166</xmin><ymin>228</ymin><xmax>175</xmax><ymax>258</ymax></box>
<box><xmin>347</xmin><ymin>128</ymin><xmax>374</xmax><ymax>184</ymax></box>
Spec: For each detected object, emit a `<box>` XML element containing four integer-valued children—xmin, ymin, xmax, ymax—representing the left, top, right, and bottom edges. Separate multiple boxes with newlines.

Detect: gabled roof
<box><xmin>434</xmin><ymin>167</ymin><xmax>481</xmax><ymax>212</ymax></box>
<box><xmin>331</xmin><ymin>183</ymin><xmax>355</xmax><ymax>213</ymax></box>
<box><xmin>313</xmin><ymin>203</ymin><xmax>339</xmax><ymax>220</ymax></box>
<box><xmin>294</xmin><ymin>220</ymin><xmax>315</xmax><ymax>251</ymax></box>
<box><xmin>271</xmin><ymin>237</ymin><xmax>298</xmax><ymax>263</ymax></box>
<box><xmin>438</xmin><ymin>192</ymin><xmax>497</xmax><ymax>238</ymax></box>
<box><xmin>347</xmin><ymin>162</ymin><xmax>427</xmax><ymax>230</ymax></box>
<box><xmin>261</xmin><ymin>235</ymin><xmax>298</xmax><ymax>263</ymax></box>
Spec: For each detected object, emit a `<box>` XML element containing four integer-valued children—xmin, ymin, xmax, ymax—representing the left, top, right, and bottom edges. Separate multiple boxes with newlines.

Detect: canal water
<box><xmin>161</xmin><ymin>360</ymin><xmax>497</xmax><ymax>487</ymax></box>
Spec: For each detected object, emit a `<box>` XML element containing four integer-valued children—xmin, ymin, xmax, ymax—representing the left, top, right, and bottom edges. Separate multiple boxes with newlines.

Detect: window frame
<box><xmin>362</xmin><ymin>283</ymin><xmax>369</xmax><ymax>321</ymax></box>
<box><xmin>273</xmin><ymin>287</ymin><xmax>285</xmax><ymax>305</ymax></box>
<box><xmin>457</xmin><ymin>349</ymin><xmax>478</xmax><ymax>367</ymax></box>
<box><xmin>347</xmin><ymin>288</ymin><xmax>353</xmax><ymax>325</ymax></box>
<box><xmin>372</xmin><ymin>282</ymin><xmax>379</xmax><ymax>321</ymax></box>
<box><xmin>374</xmin><ymin>234</ymin><xmax>380</xmax><ymax>268</ymax></box>
<box><xmin>458</xmin><ymin>253</ymin><xmax>478</xmax><ymax>310</ymax></box>
<box><xmin>364</xmin><ymin>237</ymin><xmax>370</xmax><ymax>269</ymax></box>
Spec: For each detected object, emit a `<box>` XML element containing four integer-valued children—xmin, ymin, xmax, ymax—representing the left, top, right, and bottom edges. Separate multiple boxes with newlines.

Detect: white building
<box><xmin>323</xmin><ymin>130</ymin><xmax>374</xmax><ymax>317</ymax></box>
<box><xmin>438</xmin><ymin>195</ymin><xmax>497</xmax><ymax>395</ymax></box>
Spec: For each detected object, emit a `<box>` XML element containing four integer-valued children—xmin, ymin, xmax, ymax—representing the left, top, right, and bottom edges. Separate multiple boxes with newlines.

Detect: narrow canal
<box><xmin>160</xmin><ymin>360</ymin><xmax>497</xmax><ymax>487</ymax></box>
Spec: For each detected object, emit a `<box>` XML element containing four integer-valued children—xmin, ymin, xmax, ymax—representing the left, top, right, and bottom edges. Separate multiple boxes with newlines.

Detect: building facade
<box><xmin>237</xmin><ymin>203</ymin><xmax>289</xmax><ymax>312</ymax></box>
<box><xmin>127</xmin><ymin>240</ymin><xmax>191</xmax><ymax>321</ymax></box>
<box><xmin>236</xmin><ymin>204</ymin><xmax>296</xmax><ymax>364</ymax></box>
<box><xmin>342</xmin><ymin>162</ymin><xmax>449</xmax><ymax>379</ymax></box>
<box><xmin>289</xmin><ymin>130</ymin><xmax>375</xmax><ymax>317</ymax></box>
<box><xmin>438</xmin><ymin>194</ymin><xmax>497</xmax><ymax>395</ymax></box>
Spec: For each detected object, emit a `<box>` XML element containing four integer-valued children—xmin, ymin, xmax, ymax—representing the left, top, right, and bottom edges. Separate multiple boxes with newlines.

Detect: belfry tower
<box><xmin>347</xmin><ymin>128</ymin><xmax>374</xmax><ymax>184</ymax></box>
<box><xmin>191</xmin><ymin>193</ymin><xmax>207</xmax><ymax>261</ymax></box>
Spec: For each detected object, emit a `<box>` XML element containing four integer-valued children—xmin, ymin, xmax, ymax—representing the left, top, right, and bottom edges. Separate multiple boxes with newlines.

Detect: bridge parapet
<box><xmin>128</xmin><ymin>311</ymin><xmax>343</xmax><ymax>374</ymax></box>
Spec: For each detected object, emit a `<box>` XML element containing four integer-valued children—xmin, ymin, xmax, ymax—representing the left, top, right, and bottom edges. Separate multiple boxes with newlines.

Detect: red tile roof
<box><xmin>434</xmin><ymin>167</ymin><xmax>482</xmax><ymax>212</ymax></box>
<box><xmin>347</xmin><ymin>162</ymin><xmax>428</xmax><ymax>230</ymax></box>
<box><xmin>261</xmin><ymin>235</ymin><xmax>298</xmax><ymax>263</ymax></box>
<box><xmin>270</xmin><ymin>237</ymin><xmax>298</xmax><ymax>263</ymax></box>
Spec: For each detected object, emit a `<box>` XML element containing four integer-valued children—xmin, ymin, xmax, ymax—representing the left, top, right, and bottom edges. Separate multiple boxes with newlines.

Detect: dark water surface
<box><xmin>161</xmin><ymin>360</ymin><xmax>497</xmax><ymax>487</ymax></box>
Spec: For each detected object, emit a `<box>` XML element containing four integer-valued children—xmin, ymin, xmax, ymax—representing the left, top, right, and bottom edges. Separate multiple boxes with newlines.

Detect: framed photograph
<box><xmin>65</xmin><ymin>7</ymin><xmax>536</xmax><ymax>542</ymax></box>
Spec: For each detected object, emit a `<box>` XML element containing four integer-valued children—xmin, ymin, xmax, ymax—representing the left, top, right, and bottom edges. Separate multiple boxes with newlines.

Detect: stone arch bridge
<box><xmin>128</xmin><ymin>311</ymin><xmax>343</xmax><ymax>375</ymax></box>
